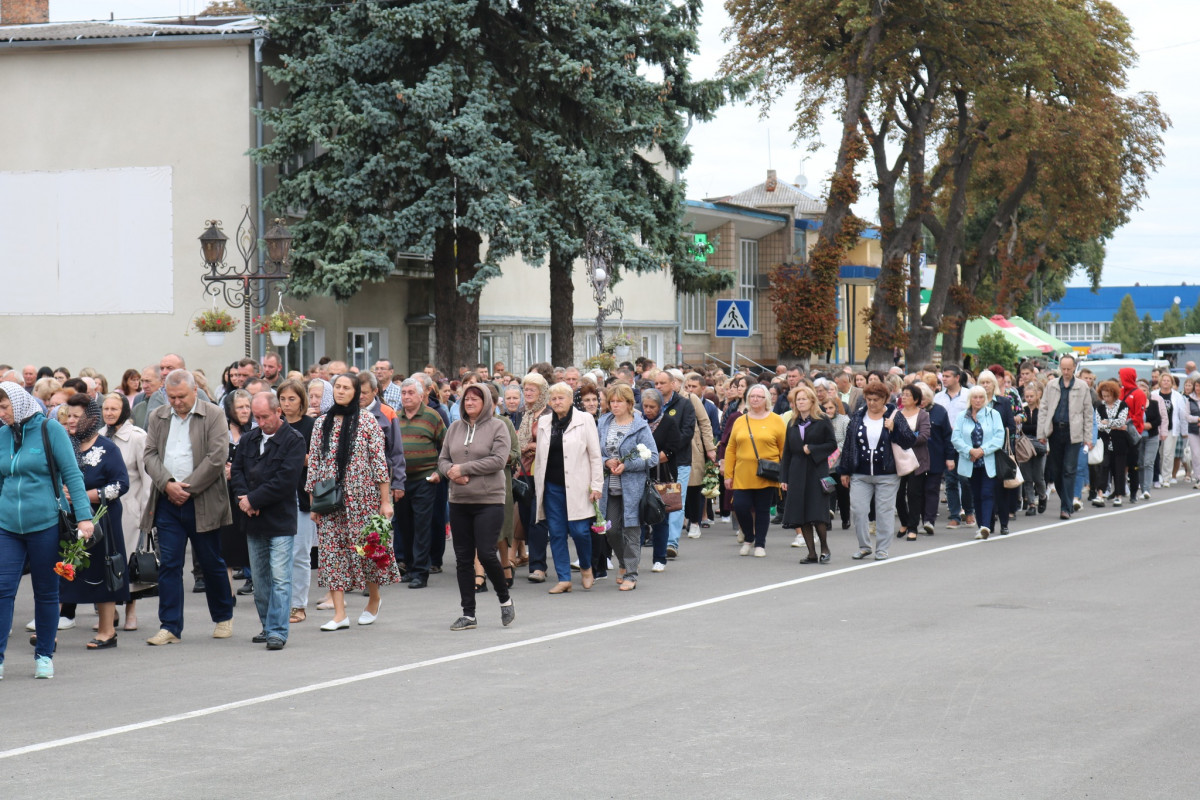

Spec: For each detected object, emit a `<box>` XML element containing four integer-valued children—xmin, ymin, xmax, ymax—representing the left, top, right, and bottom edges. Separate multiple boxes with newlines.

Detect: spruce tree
<box><xmin>1106</xmin><ymin>294</ymin><xmax>1141</xmax><ymax>355</ymax></box>
<box><xmin>1159</xmin><ymin>302</ymin><xmax>1185</xmax><ymax>339</ymax></box>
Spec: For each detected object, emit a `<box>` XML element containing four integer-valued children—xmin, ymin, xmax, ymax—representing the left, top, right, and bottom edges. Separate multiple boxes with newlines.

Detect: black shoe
<box><xmin>1060</xmin><ymin>511</ymin><xmax>1071</xmax><ymax>520</ymax></box>
<box><xmin>266</xmin><ymin>638</ymin><xmax>286</xmax><ymax>650</ymax></box>
<box><xmin>1025</xmin><ymin>507</ymin><xmax>1037</xmax><ymax>516</ymax></box>
<box><xmin>1037</xmin><ymin>496</ymin><xmax>1047</xmax><ymax>514</ymax></box>
<box><xmin>408</xmin><ymin>576</ymin><xmax>428</xmax><ymax>589</ymax></box>
<box><xmin>429</xmin><ymin>565</ymin><xmax>443</xmax><ymax>574</ymax></box>
<box><xmin>232</xmin><ymin>569</ymin><xmax>246</xmax><ymax>580</ymax></box>
<box><xmin>237</xmin><ymin>580</ymin><xmax>254</xmax><ymax>596</ymax></box>
<box><xmin>192</xmin><ymin>577</ymin><xmax>207</xmax><ymax>593</ymax></box>
<box><xmin>841</xmin><ymin>520</ymin><xmax>851</xmax><ymax>530</ymax></box>
<box><xmin>252</xmin><ymin>632</ymin><xmax>268</xmax><ymax>643</ymax></box>
<box><xmin>770</xmin><ymin>514</ymin><xmax>784</xmax><ymax>525</ymax></box>
<box><xmin>1000</xmin><ymin>527</ymin><xmax>1010</xmax><ymax>536</ymax></box>
<box><xmin>399</xmin><ymin>572</ymin><xmax>414</xmax><ymax>583</ymax></box>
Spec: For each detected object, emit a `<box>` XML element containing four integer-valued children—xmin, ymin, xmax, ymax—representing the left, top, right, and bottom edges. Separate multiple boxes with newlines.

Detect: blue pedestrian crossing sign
<box><xmin>715</xmin><ymin>299</ymin><xmax>751</xmax><ymax>338</ymax></box>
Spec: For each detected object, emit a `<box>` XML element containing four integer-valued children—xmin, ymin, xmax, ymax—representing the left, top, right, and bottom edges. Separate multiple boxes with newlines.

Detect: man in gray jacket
<box><xmin>142</xmin><ymin>369</ymin><xmax>235</xmax><ymax>645</ymax></box>
<box><xmin>1037</xmin><ymin>355</ymin><xmax>1094</xmax><ymax>519</ymax></box>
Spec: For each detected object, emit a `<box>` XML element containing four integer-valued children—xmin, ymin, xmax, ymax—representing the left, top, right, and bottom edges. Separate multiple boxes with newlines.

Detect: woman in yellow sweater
<box><xmin>723</xmin><ymin>383</ymin><xmax>786</xmax><ymax>557</ymax></box>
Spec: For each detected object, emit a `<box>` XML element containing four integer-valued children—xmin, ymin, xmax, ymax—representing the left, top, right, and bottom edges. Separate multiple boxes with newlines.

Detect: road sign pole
<box><xmin>731</xmin><ymin>339</ymin><xmax>735</xmax><ymax>375</ymax></box>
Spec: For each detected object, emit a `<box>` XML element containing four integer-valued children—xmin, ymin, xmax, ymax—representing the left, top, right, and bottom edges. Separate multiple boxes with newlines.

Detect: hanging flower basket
<box><xmin>254</xmin><ymin>306</ymin><xmax>313</xmax><ymax>344</ymax></box>
<box><xmin>193</xmin><ymin>309</ymin><xmax>238</xmax><ymax>335</ymax></box>
<box><xmin>203</xmin><ymin>332</ymin><xmax>227</xmax><ymax>347</ymax></box>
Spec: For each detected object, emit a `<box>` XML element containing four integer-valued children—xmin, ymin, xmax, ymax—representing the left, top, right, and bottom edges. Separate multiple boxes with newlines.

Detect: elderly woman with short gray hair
<box><xmin>534</xmin><ymin>382</ymin><xmax>603</xmax><ymax>594</ymax></box>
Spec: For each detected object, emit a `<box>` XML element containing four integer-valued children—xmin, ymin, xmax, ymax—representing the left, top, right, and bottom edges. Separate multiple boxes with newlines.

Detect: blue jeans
<box><xmin>542</xmin><ymin>481</ymin><xmax>592</xmax><ymax>582</ymax></box>
<box><xmin>651</xmin><ymin>520</ymin><xmax>670</xmax><ymax>564</ymax></box>
<box><xmin>291</xmin><ymin>504</ymin><xmax>315</xmax><ymax>609</ymax></box>
<box><xmin>666</xmin><ymin>464</ymin><xmax>691</xmax><ymax>549</ymax></box>
<box><xmin>246</xmin><ymin>534</ymin><xmax>293</xmax><ymax>642</ymax></box>
<box><xmin>968</xmin><ymin>463</ymin><xmax>996</xmax><ymax>531</ymax></box>
<box><xmin>0</xmin><ymin>525</ymin><xmax>59</xmax><ymax>663</ymax></box>
<box><xmin>155</xmin><ymin>498</ymin><xmax>235</xmax><ymax>637</ymax></box>
<box><xmin>944</xmin><ymin>466</ymin><xmax>974</xmax><ymax>521</ymax></box>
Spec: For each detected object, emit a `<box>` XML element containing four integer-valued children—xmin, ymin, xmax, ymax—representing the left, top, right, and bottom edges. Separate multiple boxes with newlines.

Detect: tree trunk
<box><xmin>433</xmin><ymin>228</ymin><xmax>482</xmax><ymax>373</ymax></box>
<box><xmin>549</xmin><ymin>245</ymin><xmax>575</xmax><ymax>367</ymax></box>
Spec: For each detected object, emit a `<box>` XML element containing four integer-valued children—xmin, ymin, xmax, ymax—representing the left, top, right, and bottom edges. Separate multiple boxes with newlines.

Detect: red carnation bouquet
<box><xmin>56</xmin><ymin>503</ymin><xmax>109</xmax><ymax>581</ymax></box>
<box><xmin>355</xmin><ymin>514</ymin><xmax>395</xmax><ymax>572</ymax></box>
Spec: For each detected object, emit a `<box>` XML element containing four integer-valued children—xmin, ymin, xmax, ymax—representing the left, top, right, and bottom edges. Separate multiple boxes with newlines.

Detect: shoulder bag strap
<box><xmin>744</xmin><ymin>414</ymin><xmax>761</xmax><ymax>461</ymax></box>
<box><xmin>41</xmin><ymin>419</ymin><xmax>64</xmax><ymax>505</ymax></box>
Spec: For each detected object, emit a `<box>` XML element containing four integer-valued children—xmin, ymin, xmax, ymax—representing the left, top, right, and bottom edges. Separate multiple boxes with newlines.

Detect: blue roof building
<box><xmin>1041</xmin><ymin>284</ymin><xmax>1200</xmax><ymax>348</ymax></box>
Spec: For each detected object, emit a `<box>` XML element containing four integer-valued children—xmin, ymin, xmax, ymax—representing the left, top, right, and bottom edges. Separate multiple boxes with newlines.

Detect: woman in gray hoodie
<box><xmin>438</xmin><ymin>384</ymin><xmax>515</xmax><ymax>631</ymax></box>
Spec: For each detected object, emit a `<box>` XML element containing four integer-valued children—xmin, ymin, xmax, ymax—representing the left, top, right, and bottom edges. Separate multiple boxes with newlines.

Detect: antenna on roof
<box><xmin>794</xmin><ymin>157</ymin><xmax>809</xmax><ymax>192</ymax></box>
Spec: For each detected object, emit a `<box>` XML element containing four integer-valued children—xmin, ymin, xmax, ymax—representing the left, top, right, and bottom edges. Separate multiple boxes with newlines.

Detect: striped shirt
<box><xmin>399</xmin><ymin>404</ymin><xmax>446</xmax><ymax>480</ymax></box>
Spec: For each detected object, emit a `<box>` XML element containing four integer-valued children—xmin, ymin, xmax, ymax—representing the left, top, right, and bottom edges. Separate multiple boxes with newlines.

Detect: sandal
<box><xmin>474</xmin><ymin>575</ymin><xmax>488</xmax><ymax>593</ymax></box>
<box><xmin>619</xmin><ymin>579</ymin><xmax>637</xmax><ymax>591</ymax></box>
<box><xmin>800</xmin><ymin>554</ymin><xmax>819</xmax><ymax>564</ymax></box>
<box><xmin>513</xmin><ymin>555</ymin><xmax>529</xmax><ymax>567</ymax></box>
<box><xmin>289</xmin><ymin>608</ymin><xmax>307</xmax><ymax>623</ymax></box>
<box><xmin>86</xmin><ymin>635</ymin><xmax>118</xmax><ymax>650</ymax></box>
<box><xmin>906</xmin><ymin>532</ymin><xmax>918</xmax><ymax>541</ymax></box>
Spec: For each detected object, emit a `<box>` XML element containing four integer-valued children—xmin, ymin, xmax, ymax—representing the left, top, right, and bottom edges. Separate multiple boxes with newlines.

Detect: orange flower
<box><xmin>54</xmin><ymin>561</ymin><xmax>76</xmax><ymax>581</ymax></box>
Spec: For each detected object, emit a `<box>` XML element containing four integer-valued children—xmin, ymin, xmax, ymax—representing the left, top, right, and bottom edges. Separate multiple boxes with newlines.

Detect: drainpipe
<box><xmin>674</xmin><ymin>114</ymin><xmax>693</xmax><ymax>366</ymax></box>
<box><xmin>254</xmin><ymin>33</ymin><xmax>267</xmax><ymax>358</ymax></box>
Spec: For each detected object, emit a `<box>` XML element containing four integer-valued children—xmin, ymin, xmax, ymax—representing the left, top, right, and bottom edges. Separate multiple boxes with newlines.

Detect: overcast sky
<box><xmin>51</xmin><ymin>0</ymin><xmax>1199</xmax><ymax>289</ymax></box>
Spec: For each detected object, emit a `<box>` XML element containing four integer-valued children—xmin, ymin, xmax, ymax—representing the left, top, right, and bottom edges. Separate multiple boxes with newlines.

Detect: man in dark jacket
<box><xmin>653</xmin><ymin>370</ymin><xmax>695</xmax><ymax>558</ymax></box>
<box><xmin>231</xmin><ymin>393</ymin><xmax>306</xmax><ymax>650</ymax></box>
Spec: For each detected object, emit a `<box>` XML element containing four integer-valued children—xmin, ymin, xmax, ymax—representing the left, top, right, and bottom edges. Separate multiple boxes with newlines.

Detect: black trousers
<box><xmin>448</xmin><ymin>503</ymin><xmax>509</xmax><ymax>618</ymax></box>
<box><xmin>896</xmin><ymin>473</ymin><xmax>926</xmax><ymax>531</ymax></box>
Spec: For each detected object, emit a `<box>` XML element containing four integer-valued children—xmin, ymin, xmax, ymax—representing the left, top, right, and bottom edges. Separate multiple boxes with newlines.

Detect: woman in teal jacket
<box><xmin>951</xmin><ymin>385</ymin><xmax>1006</xmax><ymax>541</ymax></box>
<box><xmin>0</xmin><ymin>382</ymin><xmax>94</xmax><ymax>680</ymax></box>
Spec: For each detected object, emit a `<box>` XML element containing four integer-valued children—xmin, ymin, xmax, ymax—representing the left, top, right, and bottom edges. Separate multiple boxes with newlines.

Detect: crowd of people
<box><xmin>1</xmin><ymin>349</ymin><xmax>1197</xmax><ymax>679</ymax></box>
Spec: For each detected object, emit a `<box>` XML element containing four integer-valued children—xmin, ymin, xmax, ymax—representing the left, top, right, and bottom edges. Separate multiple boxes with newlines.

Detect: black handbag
<box><xmin>994</xmin><ymin>444</ymin><xmax>1018</xmax><ymax>484</ymax></box>
<box><xmin>102</xmin><ymin>519</ymin><xmax>126</xmax><ymax>593</ymax></box>
<box><xmin>511</xmin><ymin>473</ymin><xmax>533</xmax><ymax>504</ymax></box>
<box><xmin>746</xmin><ymin>415</ymin><xmax>781</xmax><ymax>482</ymax></box>
<box><xmin>309</xmin><ymin>477</ymin><xmax>343</xmax><ymax>514</ymax></box>
<box><xmin>640</xmin><ymin>474</ymin><xmax>668</xmax><ymax>526</ymax></box>
<box><xmin>129</xmin><ymin>527</ymin><xmax>159</xmax><ymax>585</ymax></box>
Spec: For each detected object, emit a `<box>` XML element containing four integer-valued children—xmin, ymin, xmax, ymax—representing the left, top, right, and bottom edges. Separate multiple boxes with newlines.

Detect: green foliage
<box><xmin>1185</xmin><ymin>298</ymin><xmax>1200</xmax><ymax>336</ymax></box>
<box><xmin>583</xmin><ymin>353</ymin><xmax>617</xmax><ymax>372</ymax></box>
<box><xmin>1106</xmin><ymin>294</ymin><xmax>1144</xmax><ymax>353</ymax></box>
<box><xmin>250</xmin><ymin>0</ymin><xmax>738</xmax><ymax>304</ymax></box>
<box><xmin>1159</xmin><ymin>302</ymin><xmax>1185</xmax><ymax>339</ymax></box>
<box><xmin>976</xmin><ymin>331</ymin><xmax>1020</xmax><ymax>374</ymax></box>
<box><xmin>1139</xmin><ymin>314</ymin><xmax>1158</xmax><ymax>354</ymax></box>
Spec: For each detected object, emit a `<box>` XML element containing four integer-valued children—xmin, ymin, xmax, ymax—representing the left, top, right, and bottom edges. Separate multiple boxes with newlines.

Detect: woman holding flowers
<box><xmin>780</xmin><ymin>385</ymin><xmax>837</xmax><ymax>564</ymax></box>
<box><xmin>306</xmin><ymin>374</ymin><xmax>399</xmax><ymax>631</ymax></box>
<box><xmin>438</xmin><ymin>384</ymin><xmax>515</xmax><ymax>630</ymax></box>
<box><xmin>0</xmin><ymin>382</ymin><xmax>94</xmax><ymax>680</ymax></box>
<box><xmin>58</xmin><ymin>395</ymin><xmax>130</xmax><ymax>649</ymax></box>
<box><xmin>596</xmin><ymin>384</ymin><xmax>658</xmax><ymax>591</ymax></box>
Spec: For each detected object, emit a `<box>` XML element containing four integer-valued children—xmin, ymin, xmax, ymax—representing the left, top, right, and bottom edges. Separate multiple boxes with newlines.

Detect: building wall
<box><xmin>0</xmin><ymin>40</ymin><xmax>258</xmax><ymax>379</ymax></box>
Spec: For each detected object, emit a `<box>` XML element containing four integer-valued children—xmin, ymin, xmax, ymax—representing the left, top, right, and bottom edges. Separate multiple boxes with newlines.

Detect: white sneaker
<box><xmin>1113</xmin><ymin>496</ymin><xmax>1123</xmax><ymax>506</ymax></box>
<box><xmin>1153</xmin><ymin>481</ymin><xmax>1162</xmax><ymax>489</ymax></box>
<box><xmin>736</xmin><ymin>531</ymin><xmax>745</xmax><ymax>543</ymax></box>
<box><xmin>606</xmin><ymin>558</ymin><xmax>614</xmax><ymax>569</ymax></box>
<box><xmin>687</xmin><ymin>528</ymin><xmax>702</xmax><ymax>539</ymax></box>
<box><xmin>24</xmin><ymin>619</ymin><xmax>35</xmax><ymax>632</ymax></box>
<box><xmin>790</xmin><ymin>534</ymin><xmax>805</xmax><ymax>548</ymax></box>
<box><xmin>753</xmin><ymin>547</ymin><xmax>766</xmax><ymax>558</ymax></box>
<box><xmin>1170</xmin><ymin>478</ymin><xmax>1179</xmax><ymax>486</ymax></box>
<box><xmin>651</xmin><ymin>562</ymin><xmax>666</xmax><ymax>573</ymax></box>
<box><xmin>739</xmin><ymin>543</ymin><xmax>752</xmax><ymax>556</ymax></box>
<box><xmin>1072</xmin><ymin>498</ymin><xmax>1083</xmax><ymax>512</ymax></box>
<box><xmin>719</xmin><ymin>516</ymin><xmax>731</xmax><ymax>524</ymax></box>
<box><xmin>1141</xmin><ymin>490</ymin><xmax>1151</xmax><ymax>500</ymax></box>
<box><xmin>58</xmin><ymin>616</ymin><xmax>75</xmax><ymax>630</ymax></box>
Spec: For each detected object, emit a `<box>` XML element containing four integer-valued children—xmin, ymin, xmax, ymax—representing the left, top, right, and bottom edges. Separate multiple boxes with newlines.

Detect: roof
<box><xmin>684</xmin><ymin>199</ymin><xmax>788</xmax><ymax>240</ymax></box>
<box><xmin>706</xmin><ymin>178</ymin><xmax>826</xmax><ymax>217</ymax></box>
<box><xmin>0</xmin><ymin>17</ymin><xmax>261</xmax><ymax>45</ymax></box>
<box><xmin>1042</xmin><ymin>285</ymin><xmax>1200</xmax><ymax>323</ymax></box>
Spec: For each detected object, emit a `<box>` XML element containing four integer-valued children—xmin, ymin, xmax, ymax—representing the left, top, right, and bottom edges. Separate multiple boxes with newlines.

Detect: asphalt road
<box><xmin>2</xmin><ymin>488</ymin><xmax>1199</xmax><ymax>799</ymax></box>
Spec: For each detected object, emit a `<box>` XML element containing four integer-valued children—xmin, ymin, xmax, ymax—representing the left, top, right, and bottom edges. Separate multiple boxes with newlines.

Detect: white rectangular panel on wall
<box><xmin>0</xmin><ymin>166</ymin><xmax>173</xmax><ymax>315</ymax></box>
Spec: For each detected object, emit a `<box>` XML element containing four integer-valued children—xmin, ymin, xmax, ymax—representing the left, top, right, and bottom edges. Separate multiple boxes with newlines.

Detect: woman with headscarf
<box><xmin>221</xmin><ymin>389</ymin><xmax>253</xmax><ymax>595</ymax></box>
<box><xmin>55</xmin><ymin>395</ymin><xmax>130</xmax><ymax>649</ymax></box>
<box><xmin>516</xmin><ymin>373</ymin><xmax>550</xmax><ymax>581</ymax></box>
<box><xmin>0</xmin><ymin>383</ymin><xmax>94</xmax><ymax>678</ymax></box>
<box><xmin>438</xmin><ymin>384</ymin><xmax>515</xmax><ymax>630</ymax></box>
<box><xmin>306</xmin><ymin>374</ymin><xmax>399</xmax><ymax>630</ymax></box>
<box><xmin>101</xmin><ymin>391</ymin><xmax>151</xmax><ymax>630</ymax></box>
<box><xmin>307</xmin><ymin>378</ymin><xmax>334</xmax><ymax>418</ymax></box>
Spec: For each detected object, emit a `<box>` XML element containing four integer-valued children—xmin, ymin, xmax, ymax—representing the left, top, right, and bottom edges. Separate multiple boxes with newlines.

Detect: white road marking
<box><xmin>2</xmin><ymin>493</ymin><xmax>1195</xmax><ymax>760</ymax></box>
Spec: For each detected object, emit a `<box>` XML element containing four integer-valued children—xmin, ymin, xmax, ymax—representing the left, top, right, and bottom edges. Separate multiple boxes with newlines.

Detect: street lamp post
<box><xmin>587</xmin><ymin>232</ymin><xmax>623</xmax><ymax>354</ymax></box>
<box><xmin>199</xmin><ymin>208</ymin><xmax>292</xmax><ymax>358</ymax></box>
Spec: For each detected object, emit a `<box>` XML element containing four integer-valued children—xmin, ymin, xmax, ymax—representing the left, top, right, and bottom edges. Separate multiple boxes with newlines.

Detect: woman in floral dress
<box><xmin>306</xmin><ymin>374</ymin><xmax>399</xmax><ymax>631</ymax></box>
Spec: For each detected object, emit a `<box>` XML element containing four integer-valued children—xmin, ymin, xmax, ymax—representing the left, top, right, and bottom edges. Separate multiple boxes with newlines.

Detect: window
<box><xmin>346</xmin><ymin>328</ymin><xmax>387</xmax><ymax>370</ymax></box>
<box><xmin>584</xmin><ymin>333</ymin><xmax>599</xmax><ymax>359</ymax></box>
<box><xmin>283</xmin><ymin>328</ymin><xmax>324</xmax><ymax>375</ymax></box>
<box><xmin>682</xmin><ymin>293</ymin><xmax>707</xmax><ymax>333</ymax></box>
<box><xmin>739</xmin><ymin>239</ymin><xmax>759</xmax><ymax>332</ymax></box>
<box><xmin>525</xmin><ymin>332</ymin><xmax>548</xmax><ymax>368</ymax></box>
<box><xmin>793</xmin><ymin>229</ymin><xmax>807</xmax><ymax>263</ymax></box>
<box><xmin>1053</xmin><ymin>322</ymin><xmax>1108</xmax><ymax>342</ymax></box>
<box><xmin>641</xmin><ymin>333</ymin><xmax>663</xmax><ymax>365</ymax></box>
